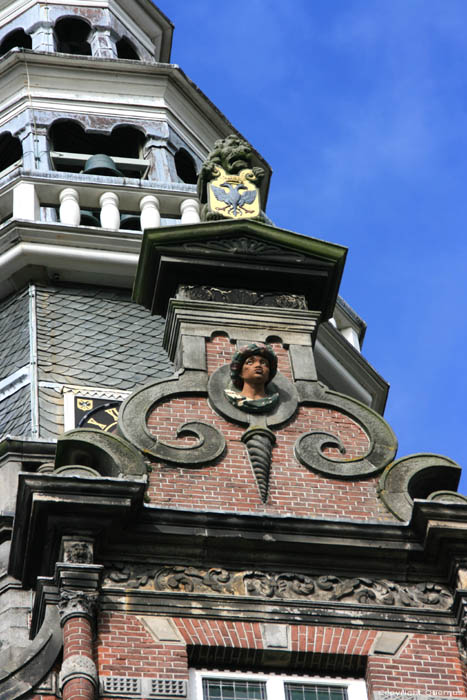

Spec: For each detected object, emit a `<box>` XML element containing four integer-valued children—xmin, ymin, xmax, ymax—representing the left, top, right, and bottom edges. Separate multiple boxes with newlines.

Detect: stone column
<box><xmin>57</xmin><ymin>539</ymin><xmax>101</xmax><ymax>700</ymax></box>
<box><xmin>30</xmin><ymin>22</ymin><xmax>54</xmax><ymax>52</ymax></box>
<box><xmin>19</xmin><ymin>123</ymin><xmax>51</xmax><ymax>171</ymax></box>
<box><xmin>58</xmin><ymin>590</ymin><xmax>98</xmax><ymax>700</ymax></box>
<box><xmin>90</xmin><ymin>27</ymin><xmax>117</xmax><ymax>58</ymax></box>
<box><xmin>143</xmin><ymin>135</ymin><xmax>178</xmax><ymax>182</ymax></box>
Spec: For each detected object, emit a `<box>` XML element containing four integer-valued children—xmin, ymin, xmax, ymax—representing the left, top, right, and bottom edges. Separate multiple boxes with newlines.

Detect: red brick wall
<box><xmin>146</xmin><ymin>335</ymin><xmax>394</xmax><ymax>521</ymax></box>
<box><xmin>366</xmin><ymin>633</ymin><xmax>466</xmax><ymax>696</ymax></box>
<box><xmin>94</xmin><ymin>614</ymin><xmax>467</xmax><ymax>698</ymax></box>
<box><xmin>96</xmin><ymin>613</ymin><xmax>187</xmax><ymax>678</ymax></box>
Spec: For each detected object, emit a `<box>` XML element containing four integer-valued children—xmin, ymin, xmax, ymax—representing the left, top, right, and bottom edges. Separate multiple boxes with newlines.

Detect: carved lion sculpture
<box><xmin>197</xmin><ymin>135</ymin><xmax>268</xmax><ymax>222</ymax></box>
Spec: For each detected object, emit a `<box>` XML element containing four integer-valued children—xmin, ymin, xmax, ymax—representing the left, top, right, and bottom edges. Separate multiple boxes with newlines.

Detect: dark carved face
<box><xmin>240</xmin><ymin>354</ymin><xmax>270</xmax><ymax>387</ymax></box>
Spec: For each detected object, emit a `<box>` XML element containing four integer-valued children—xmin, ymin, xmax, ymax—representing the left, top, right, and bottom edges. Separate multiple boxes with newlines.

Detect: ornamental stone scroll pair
<box><xmin>116</xmin><ymin>341</ymin><xmax>400</xmax><ymax>505</ymax></box>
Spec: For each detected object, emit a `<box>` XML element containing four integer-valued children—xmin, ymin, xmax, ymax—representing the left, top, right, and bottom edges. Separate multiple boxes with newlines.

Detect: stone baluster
<box><xmin>140</xmin><ymin>195</ymin><xmax>161</xmax><ymax>230</ymax></box>
<box><xmin>99</xmin><ymin>192</ymin><xmax>120</xmax><ymax>230</ymax></box>
<box><xmin>180</xmin><ymin>198</ymin><xmax>200</xmax><ymax>224</ymax></box>
<box><xmin>59</xmin><ymin>188</ymin><xmax>80</xmax><ymax>226</ymax></box>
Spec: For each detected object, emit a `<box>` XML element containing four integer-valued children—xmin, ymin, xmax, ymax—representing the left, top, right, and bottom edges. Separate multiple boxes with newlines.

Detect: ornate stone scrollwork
<box><xmin>102</xmin><ymin>563</ymin><xmax>453</xmax><ymax>610</ymax></box>
<box><xmin>294</xmin><ymin>382</ymin><xmax>397</xmax><ymax>479</ymax></box>
<box><xmin>117</xmin><ymin>370</ymin><xmax>225</xmax><ymax>466</ymax></box>
<box><xmin>377</xmin><ymin>453</ymin><xmax>462</xmax><ymax>521</ymax></box>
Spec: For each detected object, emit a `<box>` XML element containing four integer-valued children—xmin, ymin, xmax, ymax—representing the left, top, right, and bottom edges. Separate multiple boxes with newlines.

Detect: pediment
<box><xmin>134</xmin><ymin>220</ymin><xmax>347</xmax><ymax>319</ymax></box>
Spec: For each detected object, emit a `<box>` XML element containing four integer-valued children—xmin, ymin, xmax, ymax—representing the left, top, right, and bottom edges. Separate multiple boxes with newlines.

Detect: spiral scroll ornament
<box><xmin>241</xmin><ymin>427</ymin><xmax>276</xmax><ymax>502</ymax></box>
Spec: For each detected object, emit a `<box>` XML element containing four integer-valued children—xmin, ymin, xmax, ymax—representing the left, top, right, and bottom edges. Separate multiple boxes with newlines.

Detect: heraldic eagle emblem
<box><xmin>207</xmin><ymin>165</ymin><xmax>261</xmax><ymax>219</ymax></box>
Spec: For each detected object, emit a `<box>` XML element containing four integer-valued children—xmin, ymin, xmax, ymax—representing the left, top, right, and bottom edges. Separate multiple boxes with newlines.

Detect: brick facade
<box><xmin>147</xmin><ymin>335</ymin><xmax>394</xmax><ymax>522</ymax></box>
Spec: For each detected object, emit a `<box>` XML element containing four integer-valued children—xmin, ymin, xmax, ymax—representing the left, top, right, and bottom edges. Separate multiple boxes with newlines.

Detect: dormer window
<box><xmin>0</xmin><ymin>29</ymin><xmax>31</xmax><ymax>56</ymax></box>
<box><xmin>54</xmin><ymin>17</ymin><xmax>91</xmax><ymax>56</ymax></box>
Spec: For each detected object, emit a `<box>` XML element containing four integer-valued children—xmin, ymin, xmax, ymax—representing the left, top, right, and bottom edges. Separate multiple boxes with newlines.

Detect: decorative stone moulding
<box><xmin>377</xmin><ymin>453</ymin><xmax>462</xmax><ymax>521</ymax></box>
<box><xmin>133</xmin><ymin>220</ymin><xmax>347</xmax><ymax>321</ymax></box>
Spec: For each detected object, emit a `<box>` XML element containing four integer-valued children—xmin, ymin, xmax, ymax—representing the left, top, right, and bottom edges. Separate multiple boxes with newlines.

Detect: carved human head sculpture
<box><xmin>230</xmin><ymin>344</ymin><xmax>277</xmax><ymax>392</ymax></box>
<box><xmin>225</xmin><ymin>343</ymin><xmax>279</xmax><ymax>414</ymax></box>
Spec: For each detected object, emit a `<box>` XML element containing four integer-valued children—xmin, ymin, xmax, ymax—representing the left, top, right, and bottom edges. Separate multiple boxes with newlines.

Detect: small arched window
<box><xmin>175</xmin><ymin>148</ymin><xmax>198</xmax><ymax>184</ymax></box>
<box><xmin>0</xmin><ymin>132</ymin><xmax>22</xmax><ymax>171</ymax></box>
<box><xmin>116</xmin><ymin>37</ymin><xmax>139</xmax><ymax>60</ymax></box>
<box><xmin>55</xmin><ymin>17</ymin><xmax>91</xmax><ymax>56</ymax></box>
<box><xmin>0</xmin><ymin>29</ymin><xmax>32</xmax><ymax>56</ymax></box>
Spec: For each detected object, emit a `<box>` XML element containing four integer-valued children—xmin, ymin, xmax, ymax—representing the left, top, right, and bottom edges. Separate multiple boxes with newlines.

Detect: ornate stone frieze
<box><xmin>177</xmin><ymin>285</ymin><xmax>308</xmax><ymax>309</ymax></box>
<box><xmin>102</xmin><ymin>564</ymin><xmax>453</xmax><ymax>610</ymax></box>
<box><xmin>58</xmin><ymin>590</ymin><xmax>99</xmax><ymax>625</ymax></box>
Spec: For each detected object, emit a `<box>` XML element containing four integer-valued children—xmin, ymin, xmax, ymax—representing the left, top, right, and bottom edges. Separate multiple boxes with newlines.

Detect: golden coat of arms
<box><xmin>208</xmin><ymin>165</ymin><xmax>261</xmax><ymax>219</ymax></box>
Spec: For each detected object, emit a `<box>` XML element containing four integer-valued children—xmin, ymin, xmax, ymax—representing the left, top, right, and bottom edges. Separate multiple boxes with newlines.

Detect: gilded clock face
<box><xmin>75</xmin><ymin>398</ymin><xmax>121</xmax><ymax>432</ymax></box>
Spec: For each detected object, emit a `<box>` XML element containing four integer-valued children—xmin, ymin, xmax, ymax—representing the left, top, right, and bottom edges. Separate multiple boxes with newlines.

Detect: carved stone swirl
<box><xmin>294</xmin><ymin>382</ymin><xmax>398</xmax><ymax>479</ymax></box>
<box><xmin>102</xmin><ymin>563</ymin><xmax>453</xmax><ymax>610</ymax></box>
<box><xmin>117</xmin><ymin>370</ymin><xmax>225</xmax><ymax>466</ymax></box>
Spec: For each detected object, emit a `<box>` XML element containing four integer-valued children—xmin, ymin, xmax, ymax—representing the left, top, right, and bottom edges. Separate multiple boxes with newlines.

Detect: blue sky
<box><xmin>155</xmin><ymin>1</ymin><xmax>467</xmax><ymax>493</ymax></box>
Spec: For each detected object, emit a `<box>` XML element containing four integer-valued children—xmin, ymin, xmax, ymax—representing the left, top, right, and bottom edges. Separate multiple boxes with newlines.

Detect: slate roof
<box><xmin>33</xmin><ymin>284</ymin><xmax>173</xmax><ymax>439</ymax></box>
<box><xmin>0</xmin><ymin>385</ymin><xmax>31</xmax><ymax>438</ymax></box>
<box><xmin>36</xmin><ymin>284</ymin><xmax>173</xmax><ymax>390</ymax></box>
<box><xmin>0</xmin><ymin>289</ymin><xmax>29</xmax><ymax>380</ymax></box>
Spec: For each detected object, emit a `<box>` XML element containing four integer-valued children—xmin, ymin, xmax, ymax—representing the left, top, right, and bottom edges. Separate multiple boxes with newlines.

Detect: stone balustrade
<box><xmin>9</xmin><ymin>174</ymin><xmax>201</xmax><ymax>231</ymax></box>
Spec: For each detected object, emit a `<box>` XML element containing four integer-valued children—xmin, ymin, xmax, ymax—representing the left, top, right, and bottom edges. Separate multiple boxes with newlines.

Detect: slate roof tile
<box><xmin>0</xmin><ymin>386</ymin><xmax>31</xmax><ymax>438</ymax></box>
<box><xmin>0</xmin><ymin>289</ymin><xmax>30</xmax><ymax>379</ymax></box>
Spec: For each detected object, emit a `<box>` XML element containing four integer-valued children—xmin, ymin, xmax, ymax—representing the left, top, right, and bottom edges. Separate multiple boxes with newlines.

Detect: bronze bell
<box><xmin>120</xmin><ymin>214</ymin><xmax>141</xmax><ymax>231</ymax></box>
<box><xmin>80</xmin><ymin>210</ymin><xmax>100</xmax><ymax>226</ymax></box>
<box><xmin>82</xmin><ymin>154</ymin><xmax>123</xmax><ymax>177</ymax></box>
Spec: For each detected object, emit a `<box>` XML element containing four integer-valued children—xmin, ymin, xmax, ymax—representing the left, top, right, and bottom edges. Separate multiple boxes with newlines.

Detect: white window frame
<box><xmin>189</xmin><ymin>669</ymin><xmax>367</xmax><ymax>700</ymax></box>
